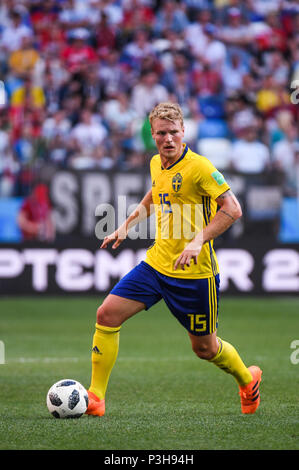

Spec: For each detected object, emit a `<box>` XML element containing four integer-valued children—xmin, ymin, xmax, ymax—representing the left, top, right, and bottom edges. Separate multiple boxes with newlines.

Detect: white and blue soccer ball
<box><xmin>46</xmin><ymin>379</ymin><xmax>88</xmax><ymax>419</ymax></box>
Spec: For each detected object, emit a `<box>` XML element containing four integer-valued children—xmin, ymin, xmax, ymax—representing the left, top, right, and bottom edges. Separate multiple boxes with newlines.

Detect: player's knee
<box><xmin>96</xmin><ymin>305</ymin><xmax>106</xmax><ymax>325</ymax></box>
<box><xmin>96</xmin><ymin>305</ymin><xmax>121</xmax><ymax>328</ymax></box>
<box><xmin>192</xmin><ymin>343</ymin><xmax>217</xmax><ymax>361</ymax></box>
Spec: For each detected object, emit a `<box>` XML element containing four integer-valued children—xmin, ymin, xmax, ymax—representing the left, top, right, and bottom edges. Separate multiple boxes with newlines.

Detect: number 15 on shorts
<box><xmin>187</xmin><ymin>314</ymin><xmax>207</xmax><ymax>333</ymax></box>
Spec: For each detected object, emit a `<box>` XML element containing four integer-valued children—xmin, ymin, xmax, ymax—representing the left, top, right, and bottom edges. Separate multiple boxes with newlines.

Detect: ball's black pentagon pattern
<box><xmin>68</xmin><ymin>389</ymin><xmax>80</xmax><ymax>410</ymax></box>
<box><xmin>84</xmin><ymin>394</ymin><xmax>88</xmax><ymax>408</ymax></box>
<box><xmin>57</xmin><ymin>380</ymin><xmax>76</xmax><ymax>387</ymax></box>
<box><xmin>51</xmin><ymin>411</ymin><xmax>60</xmax><ymax>418</ymax></box>
<box><xmin>65</xmin><ymin>413</ymin><xmax>84</xmax><ymax>419</ymax></box>
<box><xmin>49</xmin><ymin>392</ymin><xmax>63</xmax><ymax>407</ymax></box>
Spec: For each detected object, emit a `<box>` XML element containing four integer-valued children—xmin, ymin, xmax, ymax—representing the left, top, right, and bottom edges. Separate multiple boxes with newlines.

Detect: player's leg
<box><xmin>87</xmin><ymin>294</ymin><xmax>145</xmax><ymax>416</ymax></box>
<box><xmin>189</xmin><ymin>332</ymin><xmax>262</xmax><ymax>414</ymax></box>
<box><xmin>87</xmin><ymin>261</ymin><xmax>162</xmax><ymax>417</ymax></box>
<box><xmin>189</xmin><ymin>331</ymin><xmax>253</xmax><ymax>384</ymax></box>
<box><xmin>188</xmin><ymin>330</ymin><xmax>218</xmax><ymax>360</ymax></box>
<box><xmin>96</xmin><ymin>293</ymin><xmax>146</xmax><ymax>327</ymax></box>
<box><xmin>162</xmin><ymin>273</ymin><xmax>262</xmax><ymax>414</ymax></box>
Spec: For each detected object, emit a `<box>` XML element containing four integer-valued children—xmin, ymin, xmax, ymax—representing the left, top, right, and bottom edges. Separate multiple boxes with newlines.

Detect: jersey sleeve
<box><xmin>193</xmin><ymin>156</ymin><xmax>230</xmax><ymax>199</ymax></box>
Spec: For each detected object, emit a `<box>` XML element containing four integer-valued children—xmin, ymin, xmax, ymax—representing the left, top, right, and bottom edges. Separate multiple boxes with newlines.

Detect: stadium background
<box><xmin>0</xmin><ymin>0</ymin><xmax>298</xmax><ymax>452</ymax></box>
<box><xmin>0</xmin><ymin>0</ymin><xmax>298</xmax><ymax>295</ymax></box>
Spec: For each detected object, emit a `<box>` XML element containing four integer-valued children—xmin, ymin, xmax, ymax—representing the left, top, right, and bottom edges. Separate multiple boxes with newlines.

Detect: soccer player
<box><xmin>86</xmin><ymin>102</ymin><xmax>262</xmax><ymax>417</ymax></box>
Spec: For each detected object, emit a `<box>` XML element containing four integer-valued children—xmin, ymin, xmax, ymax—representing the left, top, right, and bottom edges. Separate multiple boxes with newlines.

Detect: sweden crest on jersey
<box><xmin>172</xmin><ymin>173</ymin><xmax>182</xmax><ymax>192</ymax></box>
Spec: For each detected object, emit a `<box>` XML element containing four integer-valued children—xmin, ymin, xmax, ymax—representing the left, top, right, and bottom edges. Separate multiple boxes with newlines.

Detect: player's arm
<box><xmin>101</xmin><ymin>189</ymin><xmax>154</xmax><ymax>249</ymax></box>
<box><xmin>202</xmin><ymin>189</ymin><xmax>242</xmax><ymax>243</ymax></box>
<box><xmin>174</xmin><ymin>189</ymin><xmax>242</xmax><ymax>270</ymax></box>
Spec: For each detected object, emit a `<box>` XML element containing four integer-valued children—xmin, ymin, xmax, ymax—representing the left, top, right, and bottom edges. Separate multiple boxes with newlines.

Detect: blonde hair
<box><xmin>149</xmin><ymin>102</ymin><xmax>184</xmax><ymax>129</ymax></box>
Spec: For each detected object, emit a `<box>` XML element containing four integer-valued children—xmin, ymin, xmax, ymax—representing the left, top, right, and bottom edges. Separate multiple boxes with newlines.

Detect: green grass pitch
<box><xmin>0</xmin><ymin>296</ymin><xmax>298</xmax><ymax>450</ymax></box>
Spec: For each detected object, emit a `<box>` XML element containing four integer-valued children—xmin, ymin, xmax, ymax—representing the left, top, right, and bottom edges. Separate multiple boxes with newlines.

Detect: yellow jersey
<box><xmin>145</xmin><ymin>144</ymin><xmax>230</xmax><ymax>279</ymax></box>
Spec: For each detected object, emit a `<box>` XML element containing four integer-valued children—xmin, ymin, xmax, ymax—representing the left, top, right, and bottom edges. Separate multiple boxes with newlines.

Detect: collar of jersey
<box><xmin>161</xmin><ymin>144</ymin><xmax>188</xmax><ymax>170</ymax></box>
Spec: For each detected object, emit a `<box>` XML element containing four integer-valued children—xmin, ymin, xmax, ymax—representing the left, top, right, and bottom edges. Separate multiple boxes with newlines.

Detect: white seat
<box><xmin>197</xmin><ymin>138</ymin><xmax>232</xmax><ymax>171</ymax></box>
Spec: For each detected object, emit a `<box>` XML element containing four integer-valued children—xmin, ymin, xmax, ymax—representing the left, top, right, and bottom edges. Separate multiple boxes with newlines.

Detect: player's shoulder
<box><xmin>151</xmin><ymin>153</ymin><xmax>160</xmax><ymax>163</ymax></box>
<box><xmin>150</xmin><ymin>153</ymin><xmax>161</xmax><ymax>169</ymax></box>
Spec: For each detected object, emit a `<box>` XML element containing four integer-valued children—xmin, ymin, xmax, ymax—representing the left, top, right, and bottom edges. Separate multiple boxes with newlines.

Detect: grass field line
<box><xmin>7</xmin><ymin>355</ymin><xmax>195</xmax><ymax>364</ymax></box>
<box><xmin>7</xmin><ymin>357</ymin><xmax>80</xmax><ymax>364</ymax></box>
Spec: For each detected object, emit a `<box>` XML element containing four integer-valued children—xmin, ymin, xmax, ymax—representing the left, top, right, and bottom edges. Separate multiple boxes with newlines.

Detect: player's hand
<box><xmin>100</xmin><ymin>225</ymin><xmax>128</xmax><ymax>250</ymax></box>
<box><xmin>174</xmin><ymin>239</ymin><xmax>203</xmax><ymax>271</ymax></box>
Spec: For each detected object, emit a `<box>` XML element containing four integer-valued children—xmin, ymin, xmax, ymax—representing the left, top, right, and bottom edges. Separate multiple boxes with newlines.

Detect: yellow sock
<box><xmin>209</xmin><ymin>337</ymin><xmax>253</xmax><ymax>386</ymax></box>
<box><xmin>89</xmin><ymin>323</ymin><xmax>120</xmax><ymax>400</ymax></box>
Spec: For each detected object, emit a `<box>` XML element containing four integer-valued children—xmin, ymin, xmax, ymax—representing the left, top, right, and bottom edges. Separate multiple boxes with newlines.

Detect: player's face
<box><xmin>151</xmin><ymin>118</ymin><xmax>184</xmax><ymax>165</ymax></box>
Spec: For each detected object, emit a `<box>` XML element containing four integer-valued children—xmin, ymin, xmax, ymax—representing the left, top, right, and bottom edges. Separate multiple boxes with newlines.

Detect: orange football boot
<box><xmin>239</xmin><ymin>365</ymin><xmax>262</xmax><ymax>414</ymax></box>
<box><xmin>85</xmin><ymin>391</ymin><xmax>105</xmax><ymax>417</ymax></box>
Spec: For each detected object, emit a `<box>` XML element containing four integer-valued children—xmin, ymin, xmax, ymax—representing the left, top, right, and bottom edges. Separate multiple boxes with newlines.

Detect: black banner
<box><xmin>0</xmin><ymin>239</ymin><xmax>298</xmax><ymax>296</ymax></box>
<box><xmin>50</xmin><ymin>170</ymin><xmax>152</xmax><ymax>238</ymax></box>
<box><xmin>49</xmin><ymin>169</ymin><xmax>283</xmax><ymax>240</ymax></box>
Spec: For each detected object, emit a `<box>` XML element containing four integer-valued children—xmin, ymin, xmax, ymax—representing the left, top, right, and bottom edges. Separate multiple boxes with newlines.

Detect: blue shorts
<box><xmin>110</xmin><ymin>261</ymin><xmax>219</xmax><ymax>336</ymax></box>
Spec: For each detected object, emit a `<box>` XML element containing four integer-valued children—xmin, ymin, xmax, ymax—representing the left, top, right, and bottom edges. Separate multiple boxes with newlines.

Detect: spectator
<box><xmin>13</xmin><ymin>122</ymin><xmax>35</xmax><ymax>166</ymax></box>
<box><xmin>17</xmin><ymin>182</ymin><xmax>56</xmax><ymax>241</ymax></box>
<box><xmin>58</xmin><ymin>0</ymin><xmax>100</xmax><ymax>31</ymax></box>
<box><xmin>217</xmin><ymin>7</ymin><xmax>252</xmax><ymax>48</ymax></box>
<box><xmin>241</xmin><ymin>72</ymin><xmax>260</xmax><ymax>105</ymax></box>
<box><xmin>255</xmin><ymin>11</ymin><xmax>288</xmax><ymax>53</ymax></box>
<box><xmin>1</xmin><ymin>9</ymin><xmax>33</xmax><ymax>53</ymax></box>
<box><xmin>103</xmin><ymin>92</ymin><xmax>137</xmax><ymax>137</ymax></box>
<box><xmin>61</xmin><ymin>28</ymin><xmax>98</xmax><ymax>75</ymax></box>
<box><xmin>269</xmin><ymin>109</ymin><xmax>294</xmax><ymax>146</ymax></box>
<box><xmin>7</xmin><ymin>73</ymin><xmax>46</xmax><ymax>144</ymax></box>
<box><xmin>0</xmin><ymin>120</ymin><xmax>19</xmax><ymax>197</ymax></box>
<box><xmin>263</xmin><ymin>50</ymin><xmax>289</xmax><ymax>87</ymax></box>
<box><xmin>60</xmin><ymin>92</ymin><xmax>82</xmax><ymax>127</ymax></box>
<box><xmin>43</xmin><ymin>68</ymin><xmax>64</xmax><ymax>114</ymax></box>
<box><xmin>103</xmin><ymin>91</ymin><xmax>138</xmax><ymax>155</ymax></box>
<box><xmin>256</xmin><ymin>74</ymin><xmax>291</xmax><ymax>116</ymax></box>
<box><xmin>58</xmin><ymin>75</ymin><xmax>83</xmax><ymax>109</ymax></box>
<box><xmin>196</xmin><ymin>23</ymin><xmax>227</xmax><ymax>71</ymax></box>
<box><xmin>222</xmin><ymin>52</ymin><xmax>249</xmax><ymax>93</ymax></box>
<box><xmin>36</xmin><ymin>22</ymin><xmax>67</xmax><ymax>55</ymax></box>
<box><xmin>155</xmin><ymin>35</ymin><xmax>189</xmax><ymax>78</ymax></box>
<box><xmin>122</xmin><ymin>29</ymin><xmax>156</xmax><ymax>72</ymax></box>
<box><xmin>184</xmin><ymin>8</ymin><xmax>212</xmax><ymax>56</ymax></box>
<box><xmin>29</xmin><ymin>0</ymin><xmax>60</xmax><ymax>50</ymax></box>
<box><xmin>42</xmin><ymin>109</ymin><xmax>71</xmax><ymax>142</ymax></box>
<box><xmin>81</xmin><ymin>65</ymin><xmax>103</xmax><ymax>110</ymax></box>
<box><xmin>8</xmin><ymin>34</ymin><xmax>41</xmax><ymax>77</ymax></box>
<box><xmin>153</xmin><ymin>0</ymin><xmax>189</xmax><ymax>36</ymax></box>
<box><xmin>121</xmin><ymin>0</ymin><xmax>155</xmax><ymax>37</ymax></box>
<box><xmin>0</xmin><ymin>0</ymin><xmax>15</xmax><ymax>30</ymax></box>
<box><xmin>68</xmin><ymin>108</ymin><xmax>108</xmax><ymax>165</ymax></box>
<box><xmin>99</xmin><ymin>49</ymin><xmax>133</xmax><ymax>98</ymax></box>
<box><xmin>215</xmin><ymin>0</ymin><xmax>254</xmax><ymax>23</ymax></box>
<box><xmin>99</xmin><ymin>0</ymin><xmax>124</xmax><ymax>27</ymax></box>
<box><xmin>272</xmin><ymin>124</ymin><xmax>299</xmax><ymax>180</ymax></box>
<box><xmin>8</xmin><ymin>74</ymin><xmax>45</xmax><ymax>110</ymax></box>
<box><xmin>230</xmin><ymin>104</ymin><xmax>259</xmax><ymax>137</ymax></box>
<box><xmin>230</xmin><ymin>123</ymin><xmax>271</xmax><ymax>174</ymax></box>
<box><xmin>183</xmin><ymin>96</ymin><xmax>202</xmax><ymax>148</ymax></box>
<box><xmin>94</xmin><ymin>12</ymin><xmax>117</xmax><ymax>59</ymax></box>
<box><xmin>166</xmin><ymin>68</ymin><xmax>194</xmax><ymax>115</ymax></box>
<box><xmin>130</xmin><ymin>70</ymin><xmax>169</xmax><ymax>118</ymax></box>
<box><xmin>42</xmin><ymin>109</ymin><xmax>71</xmax><ymax>166</ymax></box>
<box><xmin>192</xmin><ymin>60</ymin><xmax>223</xmax><ymax>97</ymax></box>
<box><xmin>250</xmin><ymin>0</ymin><xmax>281</xmax><ymax>17</ymax></box>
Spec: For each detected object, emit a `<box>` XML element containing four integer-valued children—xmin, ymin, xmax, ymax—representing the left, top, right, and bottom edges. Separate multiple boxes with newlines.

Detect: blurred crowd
<box><xmin>0</xmin><ymin>0</ymin><xmax>298</xmax><ymax>199</ymax></box>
